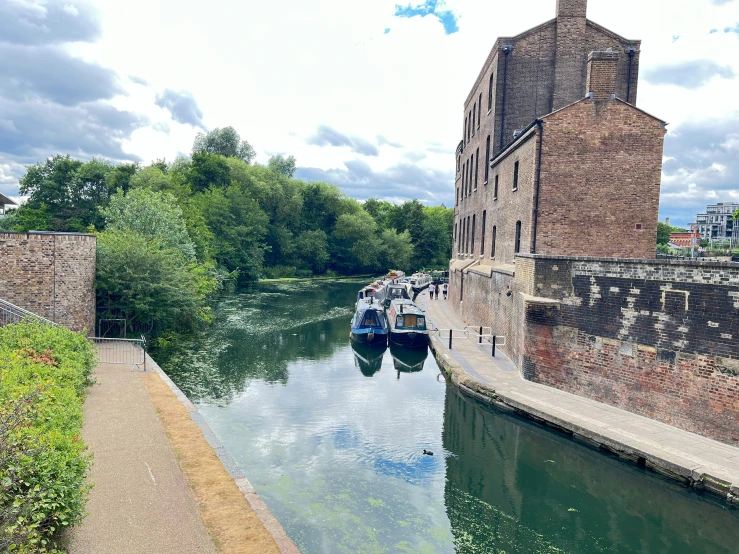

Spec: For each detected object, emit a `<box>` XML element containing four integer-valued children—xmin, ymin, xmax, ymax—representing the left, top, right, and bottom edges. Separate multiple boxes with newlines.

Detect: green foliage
<box><xmin>101</xmin><ymin>188</ymin><xmax>197</xmax><ymax>262</ymax></box>
<box><xmin>189</xmin><ymin>152</ymin><xmax>231</xmax><ymax>193</ymax></box>
<box><xmin>192</xmin><ymin>127</ymin><xmax>256</xmax><ymax>164</ymax></box>
<box><xmin>0</xmin><ymin>322</ymin><xmax>96</xmax><ymax>552</ymax></box>
<box><xmin>96</xmin><ymin>231</ymin><xmax>218</xmax><ymax>333</ymax></box>
<box><xmin>656</xmin><ymin>222</ymin><xmax>689</xmax><ymax>246</ymax></box>
<box><xmin>267</xmin><ymin>154</ymin><xmax>297</xmax><ymax>178</ymax></box>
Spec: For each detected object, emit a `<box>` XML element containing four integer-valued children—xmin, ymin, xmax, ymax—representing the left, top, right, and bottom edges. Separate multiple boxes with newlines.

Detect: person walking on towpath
<box><xmin>429</xmin><ymin>283</ymin><xmax>435</xmax><ymax>300</ymax></box>
<box><xmin>435</xmin><ymin>284</ymin><xmax>440</xmax><ymax>300</ymax></box>
<box><xmin>442</xmin><ymin>283</ymin><xmax>448</xmax><ymax>300</ymax></box>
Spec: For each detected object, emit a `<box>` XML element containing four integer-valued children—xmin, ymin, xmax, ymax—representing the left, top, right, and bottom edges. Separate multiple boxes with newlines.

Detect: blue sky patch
<box><xmin>394</xmin><ymin>0</ymin><xmax>459</xmax><ymax>35</ymax></box>
<box><xmin>384</xmin><ymin>27</ymin><xmax>391</xmax><ymax>34</ymax></box>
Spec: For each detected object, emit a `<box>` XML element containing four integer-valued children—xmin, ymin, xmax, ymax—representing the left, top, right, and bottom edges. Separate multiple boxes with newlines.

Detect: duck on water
<box><xmin>350</xmin><ymin>297</ymin><xmax>388</xmax><ymax>347</ymax></box>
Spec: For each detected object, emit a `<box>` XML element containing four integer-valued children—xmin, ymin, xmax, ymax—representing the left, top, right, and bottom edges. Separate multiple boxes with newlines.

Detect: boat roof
<box><xmin>357</xmin><ymin>298</ymin><xmax>383</xmax><ymax>311</ymax></box>
<box><xmin>389</xmin><ymin>299</ymin><xmax>424</xmax><ymax>314</ymax></box>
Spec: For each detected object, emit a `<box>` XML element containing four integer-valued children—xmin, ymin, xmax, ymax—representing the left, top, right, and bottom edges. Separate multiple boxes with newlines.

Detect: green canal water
<box><xmin>157</xmin><ymin>279</ymin><xmax>739</xmax><ymax>554</ymax></box>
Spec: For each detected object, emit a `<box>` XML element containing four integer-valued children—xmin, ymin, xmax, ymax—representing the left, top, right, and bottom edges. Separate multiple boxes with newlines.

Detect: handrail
<box><xmin>0</xmin><ymin>298</ymin><xmax>59</xmax><ymax>327</ymax></box>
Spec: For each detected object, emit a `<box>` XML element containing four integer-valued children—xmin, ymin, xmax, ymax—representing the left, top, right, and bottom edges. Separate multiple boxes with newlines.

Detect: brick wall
<box><xmin>536</xmin><ymin>98</ymin><xmax>664</xmax><ymax>259</ymax></box>
<box><xmin>0</xmin><ymin>232</ymin><xmax>96</xmax><ymax>333</ymax></box>
<box><xmin>518</xmin><ymin>254</ymin><xmax>739</xmax><ymax>445</ymax></box>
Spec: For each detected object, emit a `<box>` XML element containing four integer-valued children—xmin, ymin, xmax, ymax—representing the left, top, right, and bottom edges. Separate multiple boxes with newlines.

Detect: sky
<box><xmin>0</xmin><ymin>0</ymin><xmax>737</xmax><ymax>226</ymax></box>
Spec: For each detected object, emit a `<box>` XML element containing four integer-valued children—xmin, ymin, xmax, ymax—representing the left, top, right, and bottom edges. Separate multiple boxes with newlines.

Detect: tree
<box><xmin>96</xmin><ymin>231</ymin><xmax>214</xmax><ymax>333</ymax></box>
<box><xmin>294</xmin><ymin>230</ymin><xmax>330</xmax><ymax>273</ymax></box>
<box><xmin>19</xmin><ymin>155</ymin><xmax>83</xmax><ymax>230</ymax></box>
<box><xmin>656</xmin><ymin>222</ymin><xmax>671</xmax><ymax>245</ymax></box>
<box><xmin>332</xmin><ymin>211</ymin><xmax>381</xmax><ymax>271</ymax></box>
<box><xmin>101</xmin><ymin>188</ymin><xmax>197</xmax><ymax>262</ymax></box>
<box><xmin>379</xmin><ymin>229</ymin><xmax>413</xmax><ymax>272</ymax></box>
<box><xmin>192</xmin><ymin>127</ymin><xmax>256</xmax><ymax>164</ymax></box>
<box><xmin>268</xmin><ymin>155</ymin><xmax>297</xmax><ymax>178</ymax></box>
<box><xmin>107</xmin><ymin>162</ymin><xmax>139</xmax><ymax>194</ymax></box>
<box><xmin>189</xmin><ymin>152</ymin><xmax>231</xmax><ymax>192</ymax></box>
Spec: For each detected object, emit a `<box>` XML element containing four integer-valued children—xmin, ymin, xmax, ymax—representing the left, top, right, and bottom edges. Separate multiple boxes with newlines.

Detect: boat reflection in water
<box><xmin>350</xmin><ymin>341</ymin><xmax>387</xmax><ymax>377</ymax></box>
<box><xmin>389</xmin><ymin>343</ymin><xmax>428</xmax><ymax>378</ymax></box>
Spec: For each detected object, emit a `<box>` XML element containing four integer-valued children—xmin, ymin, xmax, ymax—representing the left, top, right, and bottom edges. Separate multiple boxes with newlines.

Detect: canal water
<box><xmin>158</xmin><ymin>278</ymin><xmax>739</xmax><ymax>554</ymax></box>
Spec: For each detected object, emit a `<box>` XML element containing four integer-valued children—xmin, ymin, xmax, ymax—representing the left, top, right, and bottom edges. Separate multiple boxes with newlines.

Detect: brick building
<box><xmin>669</xmin><ymin>231</ymin><xmax>700</xmax><ymax>248</ymax></box>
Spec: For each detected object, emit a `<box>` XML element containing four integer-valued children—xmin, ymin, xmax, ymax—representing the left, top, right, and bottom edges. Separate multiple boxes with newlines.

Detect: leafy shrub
<box><xmin>0</xmin><ymin>322</ymin><xmax>96</xmax><ymax>552</ymax></box>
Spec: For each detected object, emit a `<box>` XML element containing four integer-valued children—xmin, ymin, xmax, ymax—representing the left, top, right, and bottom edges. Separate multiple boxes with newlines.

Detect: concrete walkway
<box><xmin>67</xmin><ymin>360</ymin><xmax>217</xmax><ymax>553</ymax></box>
<box><xmin>420</xmin><ymin>290</ymin><xmax>739</xmax><ymax>503</ymax></box>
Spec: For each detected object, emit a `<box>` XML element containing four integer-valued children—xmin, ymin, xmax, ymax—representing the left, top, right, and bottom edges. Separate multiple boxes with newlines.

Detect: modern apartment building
<box><xmin>688</xmin><ymin>202</ymin><xmax>738</xmax><ymax>240</ymax></box>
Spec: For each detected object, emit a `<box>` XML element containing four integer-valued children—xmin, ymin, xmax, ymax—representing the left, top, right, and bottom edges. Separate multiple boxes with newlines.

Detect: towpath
<box><xmin>419</xmin><ymin>290</ymin><xmax>739</xmax><ymax>503</ymax></box>
<box><xmin>66</xmin><ymin>347</ymin><xmax>293</xmax><ymax>553</ymax></box>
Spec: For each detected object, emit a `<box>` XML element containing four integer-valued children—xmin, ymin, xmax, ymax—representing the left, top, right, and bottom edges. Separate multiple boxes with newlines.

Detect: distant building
<box><xmin>688</xmin><ymin>202</ymin><xmax>739</xmax><ymax>241</ymax></box>
<box><xmin>669</xmin><ymin>231</ymin><xmax>699</xmax><ymax>248</ymax></box>
<box><xmin>0</xmin><ymin>192</ymin><xmax>16</xmax><ymax>217</ymax></box>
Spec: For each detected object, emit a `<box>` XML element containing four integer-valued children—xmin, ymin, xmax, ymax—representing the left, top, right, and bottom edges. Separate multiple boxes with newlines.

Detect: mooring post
<box><xmin>449</xmin><ymin>331</ymin><xmax>453</xmax><ymax>350</ymax></box>
<box><xmin>492</xmin><ymin>335</ymin><xmax>496</xmax><ymax>357</ymax></box>
<box><xmin>479</xmin><ymin>326</ymin><xmax>483</xmax><ymax>344</ymax></box>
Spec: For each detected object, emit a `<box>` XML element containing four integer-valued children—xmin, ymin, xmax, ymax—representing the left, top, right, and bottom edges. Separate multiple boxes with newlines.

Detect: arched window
<box><xmin>515</xmin><ymin>221</ymin><xmax>522</xmax><ymax>254</ymax></box>
<box><xmin>491</xmin><ymin>225</ymin><xmax>496</xmax><ymax>258</ymax></box>
<box><xmin>494</xmin><ymin>175</ymin><xmax>499</xmax><ymax>200</ymax></box>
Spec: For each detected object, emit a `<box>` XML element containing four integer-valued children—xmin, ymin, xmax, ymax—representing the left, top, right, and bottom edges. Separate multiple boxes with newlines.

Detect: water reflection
<box><xmin>443</xmin><ymin>385</ymin><xmax>739</xmax><ymax>554</ymax></box>
<box><xmin>158</xmin><ymin>280</ymin><xmax>739</xmax><ymax>554</ymax></box>
<box><xmin>351</xmin><ymin>341</ymin><xmax>387</xmax><ymax>377</ymax></box>
<box><xmin>390</xmin><ymin>344</ymin><xmax>428</xmax><ymax>375</ymax></box>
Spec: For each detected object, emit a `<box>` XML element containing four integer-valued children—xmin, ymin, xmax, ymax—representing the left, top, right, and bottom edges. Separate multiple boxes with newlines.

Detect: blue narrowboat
<box><xmin>386</xmin><ymin>299</ymin><xmax>429</xmax><ymax>349</ymax></box>
<box><xmin>350</xmin><ymin>297</ymin><xmax>389</xmax><ymax>346</ymax></box>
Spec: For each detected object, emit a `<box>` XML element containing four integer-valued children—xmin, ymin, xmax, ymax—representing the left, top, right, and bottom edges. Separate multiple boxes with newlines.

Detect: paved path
<box><xmin>420</xmin><ymin>290</ymin><xmax>739</xmax><ymax>503</ymax></box>
<box><xmin>67</xmin><ymin>360</ymin><xmax>217</xmax><ymax>554</ymax></box>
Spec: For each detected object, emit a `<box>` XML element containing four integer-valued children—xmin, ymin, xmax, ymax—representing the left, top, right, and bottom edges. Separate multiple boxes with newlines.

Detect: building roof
<box><xmin>0</xmin><ymin>192</ymin><xmax>17</xmax><ymax>206</ymax></box>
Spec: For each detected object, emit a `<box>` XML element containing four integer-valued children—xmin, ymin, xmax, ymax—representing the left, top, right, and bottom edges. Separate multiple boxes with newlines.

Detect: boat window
<box><xmin>363</xmin><ymin>311</ymin><xmax>380</xmax><ymax>327</ymax></box>
<box><xmin>397</xmin><ymin>314</ymin><xmax>425</xmax><ymax>329</ymax></box>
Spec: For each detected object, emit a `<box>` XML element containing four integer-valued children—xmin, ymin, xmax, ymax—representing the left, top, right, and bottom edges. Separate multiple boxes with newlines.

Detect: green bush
<box><xmin>0</xmin><ymin>322</ymin><xmax>96</xmax><ymax>552</ymax></box>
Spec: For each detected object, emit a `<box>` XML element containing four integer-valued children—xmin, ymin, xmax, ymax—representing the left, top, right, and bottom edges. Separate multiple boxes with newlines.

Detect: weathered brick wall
<box><xmin>0</xmin><ymin>232</ymin><xmax>96</xmax><ymax>333</ymax></box>
<box><xmin>536</xmin><ymin>99</ymin><xmax>664</xmax><ymax>259</ymax></box>
<box><xmin>518</xmin><ymin>254</ymin><xmax>739</xmax><ymax>445</ymax></box>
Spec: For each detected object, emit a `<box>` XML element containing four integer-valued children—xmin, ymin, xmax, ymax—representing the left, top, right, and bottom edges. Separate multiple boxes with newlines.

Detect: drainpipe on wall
<box><xmin>498</xmin><ymin>45</ymin><xmax>512</xmax><ymax>152</ymax></box>
<box><xmin>531</xmin><ymin>120</ymin><xmax>544</xmax><ymax>254</ymax></box>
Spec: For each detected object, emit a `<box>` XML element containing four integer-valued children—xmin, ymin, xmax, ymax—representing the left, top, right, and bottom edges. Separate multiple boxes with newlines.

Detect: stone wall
<box><xmin>518</xmin><ymin>254</ymin><xmax>739</xmax><ymax>445</ymax></box>
<box><xmin>0</xmin><ymin>232</ymin><xmax>96</xmax><ymax>333</ymax></box>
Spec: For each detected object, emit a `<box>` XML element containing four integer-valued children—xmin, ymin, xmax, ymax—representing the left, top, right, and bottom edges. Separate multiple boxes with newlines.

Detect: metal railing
<box><xmin>0</xmin><ymin>298</ymin><xmax>58</xmax><ymax>328</ymax></box>
<box><xmin>437</xmin><ymin>326</ymin><xmax>507</xmax><ymax>356</ymax></box>
<box><xmin>91</xmin><ymin>336</ymin><xmax>147</xmax><ymax>371</ymax></box>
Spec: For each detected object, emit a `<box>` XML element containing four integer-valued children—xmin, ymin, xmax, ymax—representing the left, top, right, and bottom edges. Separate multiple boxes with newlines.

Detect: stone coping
<box><xmin>516</xmin><ymin>253</ymin><xmax>738</xmax><ymax>268</ymax></box>
<box><xmin>0</xmin><ymin>230</ymin><xmax>96</xmax><ymax>237</ymax></box>
<box><xmin>146</xmin><ymin>353</ymin><xmax>301</xmax><ymax>553</ymax></box>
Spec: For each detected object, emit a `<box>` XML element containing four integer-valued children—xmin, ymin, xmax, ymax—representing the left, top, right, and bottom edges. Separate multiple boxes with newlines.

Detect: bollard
<box><xmin>449</xmin><ymin>331</ymin><xmax>453</xmax><ymax>350</ymax></box>
<box><xmin>479</xmin><ymin>326</ymin><xmax>483</xmax><ymax>344</ymax></box>
<box><xmin>492</xmin><ymin>335</ymin><xmax>496</xmax><ymax>357</ymax></box>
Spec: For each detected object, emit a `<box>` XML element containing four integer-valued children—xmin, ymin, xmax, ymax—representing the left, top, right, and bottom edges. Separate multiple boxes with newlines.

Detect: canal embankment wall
<box><xmin>449</xmin><ymin>255</ymin><xmax>739</xmax><ymax>446</ymax></box>
<box><xmin>0</xmin><ymin>231</ymin><xmax>96</xmax><ymax>333</ymax></box>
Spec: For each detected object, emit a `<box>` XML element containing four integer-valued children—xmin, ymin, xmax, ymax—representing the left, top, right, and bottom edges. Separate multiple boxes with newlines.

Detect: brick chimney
<box><xmin>586</xmin><ymin>50</ymin><xmax>620</xmax><ymax>100</ymax></box>
<box><xmin>553</xmin><ymin>0</ymin><xmax>588</xmax><ymax>109</ymax></box>
<box><xmin>556</xmin><ymin>0</ymin><xmax>587</xmax><ymax>18</ymax></box>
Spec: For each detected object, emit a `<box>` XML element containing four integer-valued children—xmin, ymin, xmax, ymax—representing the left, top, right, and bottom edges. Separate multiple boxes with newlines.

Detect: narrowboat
<box><xmin>350</xmin><ymin>297</ymin><xmax>389</xmax><ymax>346</ymax></box>
<box><xmin>356</xmin><ymin>282</ymin><xmax>387</xmax><ymax>307</ymax></box>
<box><xmin>387</xmin><ymin>270</ymin><xmax>405</xmax><ymax>280</ymax></box>
<box><xmin>386</xmin><ymin>299</ymin><xmax>429</xmax><ymax>349</ymax></box>
<box><xmin>351</xmin><ymin>341</ymin><xmax>387</xmax><ymax>377</ymax></box>
<box><xmin>384</xmin><ymin>282</ymin><xmax>412</xmax><ymax>306</ymax></box>
<box><xmin>409</xmin><ymin>273</ymin><xmax>431</xmax><ymax>294</ymax></box>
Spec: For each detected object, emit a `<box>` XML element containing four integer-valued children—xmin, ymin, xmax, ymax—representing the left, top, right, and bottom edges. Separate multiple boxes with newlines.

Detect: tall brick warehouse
<box><xmin>445</xmin><ymin>1</ymin><xmax>739</xmax><ymax>444</ymax></box>
<box><xmin>453</xmin><ymin>0</ymin><xmax>650</xmax><ymax>267</ymax></box>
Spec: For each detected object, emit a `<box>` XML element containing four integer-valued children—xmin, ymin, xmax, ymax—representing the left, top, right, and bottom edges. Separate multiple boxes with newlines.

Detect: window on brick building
<box><xmin>467</xmin><ymin>216</ymin><xmax>471</xmax><ymax>253</ymax></box>
<box><xmin>456</xmin><ymin>187</ymin><xmax>459</xmax><ymax>206</ymax></box>
<box><xmin>454</xmin><ymin>222</ymin><xmax>457</xmax><ymax>252</ymax></box>
<box><xmin>469</xmin><ymin>155</ymin><xmax>474</xmax><ymax>195</ymax></box>
<box><xmin>484</xmin><ymin>136</ymin><xmax>490</xmax><ymax>183</ymax></box>
<box><xmin>513</xmin><ymin>161</ymin><xmax>519</xmax><ymax>191</ymax></box>
<box><xmin>635</xmin><ymin>223</ymin><xmax>642</xmax><ymax>230</ymax></box>
<box><xmin>457</xmin><ymin>155</ymin><xmax>460</xmax><ymax>172</ymax></box>
<box><xmin>481</xmin><ymin>211</ymin><xmax>486</xmax><ymax>255</ymax></box>
<box><xmin>472</xmin><ymin>104</ymin><xmax>476</xmax><ymax>136</ymax></box>
<box><xmin>514</xmin><ymin>220</ymin><xmax>521</xmax><ymax>254</ymax></box>
<box><xmin>494</xmin><ymin>175</ymin><xmax>498</xmax><ymax>199</ymax></box>
<box><xmin>474</xmin><ymin>148</ymin><xmax>479</xmax><ymax>190</ymax></box>
<box><xmin>471</xmin><ymin>214</ymin><xmax>476</xmax><ymax>254</ymax></box>
<box><xmin>461</xmin><ymin>219</ymin><xmax>465</xmax><ymax>252</ymax></box>
<box><xmin>478</xmin><ymin>93</ymin><xmax>482</xmax><ymax>127</ymax></box>
<box><xmin>488</xmin><ymin>74</ymin><xmax>494</xmax><ymax>111</ymax></box>
<box><xmin>464</xmin><ymin>117</ymin><xmax>467</xmax><ymax>145</ymax></box>
<box><xmin>491</xmin><ymin>225</ymin><xmax>496</xmax><ymax>258</ymax></box>
<box><xmin>468</xmin><ymin>112</ymin><xmax>472</xmax><ymax>141</ymax></box>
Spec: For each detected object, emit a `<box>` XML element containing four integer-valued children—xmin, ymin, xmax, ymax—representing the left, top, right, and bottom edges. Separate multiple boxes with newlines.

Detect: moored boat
<box><xmin>386</xmin><ymin>299</ymin><xmax>429</xmax><ymax>349</ymax></box>
<box><xmin>356</xmin><ymin>281</ymin><xmax>388</xmax><ymax>307</ymax></box>
<box><xmin>384</xmin><ymin>282</ymin><xmax>412</xmax><ymax>307</ymax></box>
<box><xmin>350</xmin><ymin>297</ymin><xmax>388</xmax><ymax>346</ymax></box>
<box><xmin>409</xmin><ymin>273</ymin><xmax>431</xmax><ymax>294</ymax></box>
